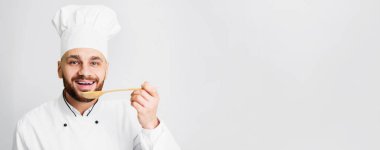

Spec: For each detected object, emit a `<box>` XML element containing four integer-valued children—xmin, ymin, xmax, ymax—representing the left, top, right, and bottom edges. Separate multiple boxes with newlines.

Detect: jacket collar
<box><xmin>58</xmin><ymin>92</ymin><xmax>99</xmax><ymax>117</ymax></box>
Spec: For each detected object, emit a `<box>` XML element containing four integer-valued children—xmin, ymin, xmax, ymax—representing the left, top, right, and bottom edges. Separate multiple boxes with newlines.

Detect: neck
<box><xmin>64</xmin><ymin>91</ymin><xmax>98</xmax><ymax>115</ymax></box>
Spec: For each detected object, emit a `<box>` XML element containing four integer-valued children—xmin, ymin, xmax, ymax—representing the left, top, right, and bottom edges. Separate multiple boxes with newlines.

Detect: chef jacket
<box><xmin>12</xmin><ymin>94</ymin><xmax>180</xmax><ymax>150</ymax></box>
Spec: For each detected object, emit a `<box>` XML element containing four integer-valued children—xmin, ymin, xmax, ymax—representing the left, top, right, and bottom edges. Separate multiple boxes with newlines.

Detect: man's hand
<box><xmin>130</xmin><ymin>81</ymin><xmax>160</xmax><ymax>129</ymax></box>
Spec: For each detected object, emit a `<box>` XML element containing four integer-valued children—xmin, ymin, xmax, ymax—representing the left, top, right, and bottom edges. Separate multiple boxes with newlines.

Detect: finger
<box><xmin>131</xmin><ymin>95</ymin><xmax>148</xmax><ymax>107</ymax></box>
<box><xmin>131</xmin><ymin>101</ymin><xmax>144</xmax><ymax>113</ymax></box>
<box><xmin>141</xmin><ymin>81</ymin><xmax>159</xmax><ymax>97</ymax></box>
<box><xmin>131</xmin><ymin>89</ymin><xmax>141</xmax><ymax>96</ymax></box>
<box><xmin>140</xmin><ymin>90</ymin><xmax>154</xmax><ymax>101</ymax></box>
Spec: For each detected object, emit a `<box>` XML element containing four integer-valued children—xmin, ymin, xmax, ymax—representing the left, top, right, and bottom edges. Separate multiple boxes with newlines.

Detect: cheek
<box><xmin>98</xmin><ymin>69</ymin><xmax>107</xmax><ymax>80</ymax></box>
<box><xmin>62</xmin><ymin>67</ymin><xmax>78</xmax><ymax>79</ymax></box>
<box><xmin>98</xmin><ymin>70</ymin><xmax>107</xmax><ymax>80</ymax></box>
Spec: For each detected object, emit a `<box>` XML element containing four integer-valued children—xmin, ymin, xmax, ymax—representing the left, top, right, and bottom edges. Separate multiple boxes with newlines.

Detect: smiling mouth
<box><xmin>75</xmin><ymin>81</ymin><xmax>95</xmax><ymax>85</ymax></box>
<box><xmin>74</xmin><ymin>80</ymin><xmax>96</xmax><ymax>92</ymax></box>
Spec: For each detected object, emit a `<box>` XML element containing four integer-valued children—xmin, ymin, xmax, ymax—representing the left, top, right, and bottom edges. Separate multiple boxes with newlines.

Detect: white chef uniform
<box><xmin>12</xmin><ymin>5</ymin><xmax>180</xmax><ymax>150</ymax></box>
<box><xmin>13</xmin><ymin>94</ymin><xmax>180</xmax><ymax>150</ymax></box>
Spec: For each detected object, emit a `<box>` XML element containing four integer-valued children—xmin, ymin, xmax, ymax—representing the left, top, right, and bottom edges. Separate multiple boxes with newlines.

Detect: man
<box><xmin>13</xmin><ymin>5</ymin><xmax>180</xmax><ymax>150</ymax></box>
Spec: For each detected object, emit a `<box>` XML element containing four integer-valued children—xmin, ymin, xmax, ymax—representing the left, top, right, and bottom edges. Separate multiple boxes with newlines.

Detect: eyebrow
<box><xmin>64</xmin><ymin>55</ymin><xmax>104</xmax><ymax>62</ymax></box>
<box><xmin>90</xmin><ymin>56</ymin><xmax>103</xmax><ymax>62</ymax></box>
<box><xmin>65</xmin><ymin>55</ymin><xmax>80</xmax><ymax>61</ymax></box>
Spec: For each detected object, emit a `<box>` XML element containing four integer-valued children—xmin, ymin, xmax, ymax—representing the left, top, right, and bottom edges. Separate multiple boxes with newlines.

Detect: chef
<box><xmin>12</xmin><ymin>5</ymin><xmax>180</xmax><ymax>150</ymax></box>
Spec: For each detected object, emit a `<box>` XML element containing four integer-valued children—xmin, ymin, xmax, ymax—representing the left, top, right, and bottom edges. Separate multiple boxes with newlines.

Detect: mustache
<box><xmin>72</xmin><ymin>75</ymin><xmax>99</xmax><ymax>82</ymax></box>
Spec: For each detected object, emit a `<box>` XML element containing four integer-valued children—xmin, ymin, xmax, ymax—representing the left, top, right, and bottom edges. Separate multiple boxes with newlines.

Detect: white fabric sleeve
<box><xmin>12</xmin><ymin>120</ymin><xmax>28</xmax><ymax>150</ymax></box>
<box><xmin>133</xmin><ymin>120</ymin><xmax>181</xmax><ymax>150</ymax></box>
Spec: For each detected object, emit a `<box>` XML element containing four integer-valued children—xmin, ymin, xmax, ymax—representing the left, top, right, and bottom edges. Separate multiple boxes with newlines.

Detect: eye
<box><xmin>90</xmin><ymin>61</ymin><xmax>100</xmax><ymax>66</ymax></box>
<box><xmin>68</xmin><ymin>61</ymin><xmax>80</xmax><ymax>65</ymax></box>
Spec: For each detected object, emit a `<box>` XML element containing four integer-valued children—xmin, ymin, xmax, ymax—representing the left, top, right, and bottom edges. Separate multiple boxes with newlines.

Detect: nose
<box><xmin>78</xmin><ymin>63</ymin><xmax>91</xmax><ymax>77</ymax></box>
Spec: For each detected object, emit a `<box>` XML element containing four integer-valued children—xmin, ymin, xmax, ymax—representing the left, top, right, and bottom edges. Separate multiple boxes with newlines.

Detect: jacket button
<box><xmin>95</xmin><ymin>120</ymin><xmax>99</xmax><ymax>124</ymax></box>
<box><xmin>63</xmin><ymin>123</ymin><xmax>67</xmax><ymax>127</ymax></box>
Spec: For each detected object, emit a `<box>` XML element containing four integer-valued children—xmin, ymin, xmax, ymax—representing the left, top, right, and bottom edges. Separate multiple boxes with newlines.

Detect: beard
<box><xmin>62</xmin><ymin>74</ymin><xmax>105</xmax><ymax>103</ymax></box>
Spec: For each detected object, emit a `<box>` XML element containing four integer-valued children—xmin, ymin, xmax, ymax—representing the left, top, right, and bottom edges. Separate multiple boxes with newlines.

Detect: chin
<box><xmin>77</xmin><ymin>98</ymin><xmax>96</xmax><ymax>103</ymax></box>
<box><xmin>74</xmin><ymin>90</ymin><xmax>96</xmax><ymax>103</ymax></box>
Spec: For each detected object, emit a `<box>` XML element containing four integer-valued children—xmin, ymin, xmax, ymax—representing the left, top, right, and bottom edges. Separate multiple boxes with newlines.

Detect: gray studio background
<box><xmin>1</xmin><ymin>0</ymin><xmax>380</xmax><ymax>149</ymax></box>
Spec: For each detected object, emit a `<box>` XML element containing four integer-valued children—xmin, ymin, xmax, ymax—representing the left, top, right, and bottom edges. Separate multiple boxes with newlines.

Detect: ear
<box><xmin>58</xmin><ymin>61</ymin><xmax>63</xmax><ymax>79</ymax></box>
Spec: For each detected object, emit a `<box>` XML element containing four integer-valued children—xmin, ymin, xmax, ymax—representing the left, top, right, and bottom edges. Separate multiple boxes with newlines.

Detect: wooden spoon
<box><xmin>80</xmin><ymin>88</ymin><xmax>141</xmax><ymax>99</ymax></box>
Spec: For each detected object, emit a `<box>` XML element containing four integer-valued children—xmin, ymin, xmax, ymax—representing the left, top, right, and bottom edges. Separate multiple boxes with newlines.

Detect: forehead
<box><xmin>62</xmin><ymin>48</ymin><xmax>106</xmax><ymax>61</ymax></box>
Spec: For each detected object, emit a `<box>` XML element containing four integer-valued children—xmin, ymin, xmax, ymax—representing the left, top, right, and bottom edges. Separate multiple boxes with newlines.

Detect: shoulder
<box><xmin>16</xmin><ymin>100</ymin><xmax>57</xmax><ymax>131</ymax></box>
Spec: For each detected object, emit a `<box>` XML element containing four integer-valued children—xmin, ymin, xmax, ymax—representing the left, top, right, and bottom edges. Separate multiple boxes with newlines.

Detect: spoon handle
<box><xmin>103</xmin><ymin>88</ymin><xmax>141</xmax><ymax>94</ymax></box>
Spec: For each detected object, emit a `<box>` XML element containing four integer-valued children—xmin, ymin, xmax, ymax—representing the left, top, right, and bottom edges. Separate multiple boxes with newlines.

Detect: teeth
<box><xmin>77</xmin><ymin>81</ymin><xmax>94</xmax><ymax>85</ymax></box>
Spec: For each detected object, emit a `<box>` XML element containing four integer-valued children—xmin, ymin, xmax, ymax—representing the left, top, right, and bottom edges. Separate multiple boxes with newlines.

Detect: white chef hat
<box><xmin>52</xmin><ymin>5</ymin><xmax>121</xmax><ymax>59</ymax></box>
